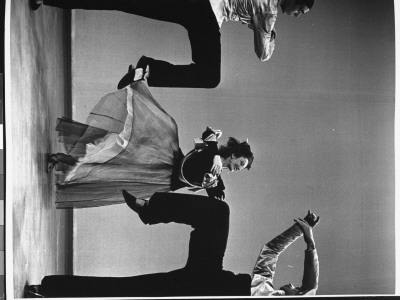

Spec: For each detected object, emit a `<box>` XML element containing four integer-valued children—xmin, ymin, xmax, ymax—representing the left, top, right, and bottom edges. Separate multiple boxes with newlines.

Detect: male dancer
<box><xmin>25</xmin><ymin>191</ymin><xmax>319</xmax><ymax>297</ymax></box>
<box><xmin>31</xmin><ymin>0</ymin><xmax>314</xmax><ymax>88</ymax></box>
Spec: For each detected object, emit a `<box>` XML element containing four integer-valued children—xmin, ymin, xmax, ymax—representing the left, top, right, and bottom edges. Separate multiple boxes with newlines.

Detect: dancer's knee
<box><xmin>206</xmin><ymin>75</ymin><xmax>221</xmax><ymax>88</ymax></box>
<box><xmin>210</xmin><ymin>200</ymin><xmax>230</xmax><ymax>224</ymax></box>
<box><xmin>194</xmin><ymin>62</ymin><xmax>220</xmax><ymax>88</ymax></box>
<box><xmin>202</xmin><ymin>71</ymin><xmax>221</xmax><ymax>88</ymax></box>
<box><xmin>217</xmin><ymin>200</ymin><xmax>230</xmax><ymax>216</ymax></box>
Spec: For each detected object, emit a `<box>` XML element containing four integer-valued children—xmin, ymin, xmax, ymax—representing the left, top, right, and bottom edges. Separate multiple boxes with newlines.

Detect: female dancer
<box><xmin>49</xmin><ymin>81</ymin><xmax>253</xmax><ymax>208</ymax></box>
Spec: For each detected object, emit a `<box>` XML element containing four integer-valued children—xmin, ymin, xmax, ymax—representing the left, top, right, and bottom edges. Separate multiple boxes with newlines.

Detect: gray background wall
<box><xmin>68</xmin><ymin>0</ymin><xmax>395</xmax><ymax>295</ymax></box>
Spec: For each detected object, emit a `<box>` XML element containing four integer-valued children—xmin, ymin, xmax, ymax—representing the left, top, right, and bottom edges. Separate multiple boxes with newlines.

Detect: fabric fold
<box><xmin>55</xmin><ymin>82</ymin><xmax>181</xmax><ymax>208</ymax></box>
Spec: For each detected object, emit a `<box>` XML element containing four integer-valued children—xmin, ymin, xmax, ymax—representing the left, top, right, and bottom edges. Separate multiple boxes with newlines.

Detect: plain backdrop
<box><xmin>66</xmin><ymin>0</ymin><xmax>395</xmax><ymax>295</ymax></box>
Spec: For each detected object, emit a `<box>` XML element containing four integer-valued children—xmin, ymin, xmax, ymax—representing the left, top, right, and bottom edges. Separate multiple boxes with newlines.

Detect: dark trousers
<box><xmin>43</xmin><ymin>0</ymin><xmax>221</xmax><ymax>88</ymax></box>
<box><xmin>40</xmin><ymin>193</ymin><xmax>247</xmax><ymax>297</ymax></box>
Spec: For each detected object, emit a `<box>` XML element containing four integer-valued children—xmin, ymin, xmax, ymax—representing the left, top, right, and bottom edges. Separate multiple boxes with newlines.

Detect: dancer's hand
<box><xmin>271</xmin><ymin>29</ymin><xmax>277</xmax><ymax>41</ymax></box>
<box><xmin>213</xmin><ymin>190</ymin><xmax>225</xmax><ymax>201</ymax></box>
<box><xmin>294</xmin><ymin>218</ymin><xmax>317</xmax><ymax>250</ymax></box>
<box><xmin>303</xmin><ymin>210</ymin><xmax>320</xmax><ymax>228</ymax></box>
<box><xmin>211</xmin><ymin>155</ymin><xmax>223</xmax><ymax>176</ymax></box>
<box><xmin>207</xmin><ymin>188</ymin><xmax>225</xmax><ymax>201</ymax></box>
<box><xmin>206</xmin><ymin>187</ymin><xmax>225</xmax><ymax>201</ymax></box>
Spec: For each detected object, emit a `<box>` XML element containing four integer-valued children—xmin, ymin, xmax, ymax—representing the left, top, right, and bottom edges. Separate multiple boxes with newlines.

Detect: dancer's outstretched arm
<box><xmin>293</xmin><ymin>216</ymin><xmax>319</xmax><ymax>295</ymax></box>
<box><xmin>251</xmin><ymin>12</ymin><xmax>277</xmax><ymax>61</ymax></box>
<box><xmin>251</xmin><ymin>211</ymin><xmax>320</xmax><ymax>296</ymax></box>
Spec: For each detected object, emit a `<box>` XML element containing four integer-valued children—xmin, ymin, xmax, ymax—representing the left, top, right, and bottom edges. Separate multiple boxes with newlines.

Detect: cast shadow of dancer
<box><xmin>31</xmin><ymin>0</ymin><xmax>314</xmax><ymax>88</ymax></box>
<box><xmin>25</xmin><ymin>192</ymin><xmax>320</xmax><ymax>297</ymax></box>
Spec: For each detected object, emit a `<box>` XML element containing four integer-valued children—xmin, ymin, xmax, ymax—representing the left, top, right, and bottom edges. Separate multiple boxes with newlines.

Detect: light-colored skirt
<box><xmin>55</xmin><ymin>82</ymin><xmax>181</xmax><ymax>208</ymax></box>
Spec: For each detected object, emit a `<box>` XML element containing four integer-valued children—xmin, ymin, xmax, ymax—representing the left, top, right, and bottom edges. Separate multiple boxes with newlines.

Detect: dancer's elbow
<box><xmin>257</xmin><ymin>51</ymin><xmax>271</xmax><ymax>62</ymax></box>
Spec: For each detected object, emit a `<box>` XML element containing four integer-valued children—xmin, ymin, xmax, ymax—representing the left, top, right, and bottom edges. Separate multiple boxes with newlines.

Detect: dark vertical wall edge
<box><xmin>63</xmin><ymin>9</ymin><xmax>73</xmax><ymax>276</ymax></box>
<box><xmin>1</xmin><ymin>0</ymin><xmax>5</xmax><ymax>298</ymax></box>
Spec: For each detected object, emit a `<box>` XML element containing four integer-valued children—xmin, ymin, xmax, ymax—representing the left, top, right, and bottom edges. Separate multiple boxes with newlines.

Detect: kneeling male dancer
<box><xmin>25</xmin><ymin>191</ymin><xmax>320</xmax><ymax>297</ymax></box>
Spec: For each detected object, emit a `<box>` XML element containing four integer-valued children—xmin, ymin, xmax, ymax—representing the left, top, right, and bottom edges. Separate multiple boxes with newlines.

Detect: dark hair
<box><xmin>218</xmin><ymin>137</ymin><xmax>254</xmax><ymax>170</ymax></box>
<box><xmin>295</xmin><ymin>0</ymin><xmax>314</xmax><ymax>9</ymax></box>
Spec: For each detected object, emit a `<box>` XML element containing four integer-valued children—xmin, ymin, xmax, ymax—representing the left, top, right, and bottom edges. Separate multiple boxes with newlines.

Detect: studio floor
<box><xmin>7</xmin><ymin>0</ymin><xmax>72</xmax><ymax>298</ymax></box>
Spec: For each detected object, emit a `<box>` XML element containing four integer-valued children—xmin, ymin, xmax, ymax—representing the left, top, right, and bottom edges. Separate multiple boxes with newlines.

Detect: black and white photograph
<box><xmin>5</xmin><ymin>0</ymin><xmax>397</xmax><ymax>298</ymax></box>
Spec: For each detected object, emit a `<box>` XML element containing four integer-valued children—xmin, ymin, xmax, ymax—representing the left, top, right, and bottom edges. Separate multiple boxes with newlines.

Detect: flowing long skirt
<box><xmin>55</xmin><ymin>82</ymin><xmax>181</xmax><ymax>208</ymax></box>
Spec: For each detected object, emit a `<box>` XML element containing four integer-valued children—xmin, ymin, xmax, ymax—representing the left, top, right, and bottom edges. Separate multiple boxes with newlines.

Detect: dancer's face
<box><xmin>227</xmin><ymin>155</ymin><xmax>249</xmax><ymax>172</ymax></box>
<box><xmin>281</xmin><ymin>0</ymin><xmax>310</xmax><ymax>18</ymax></box>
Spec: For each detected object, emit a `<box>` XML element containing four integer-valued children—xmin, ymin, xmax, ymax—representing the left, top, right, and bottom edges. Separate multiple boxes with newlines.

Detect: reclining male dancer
<box><xmin>25</xmin><ymin>191</ymin><xmax>319</xmax><ymax>297</ymax></box>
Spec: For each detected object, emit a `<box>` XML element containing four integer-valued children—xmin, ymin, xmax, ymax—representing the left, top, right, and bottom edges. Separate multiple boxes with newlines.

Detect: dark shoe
<box><xmin>122</xmin><ymin>189</ymin><xmax>141</xmax><ymax>213</ymax></box>
<box><xmin>57</xmin><ymin>153</ymin><xmax>76</xmax><ymax>166</ymax></box>
<box><xmin>122</xmin><ymin>190</ymin><xmax>139</xmax><ymax>212</ymax></box>
<box><xmin>117</xmin><ymin>56</ymin><xmax>148</xmax><ymax>89</ymax></box>
<box><xmin>47</xmin><ymin>154</ymin><xmax>58</xmax><ymax>173</ymax></box>
<box><xmin>24</xmin><ymin>285</ymin><xmax>44</xmax><ymax>298</ymax></box>
<box><xmin>30</xmin><ymin>0</ymin><xmax>43</xmax><ymax>10</ymax></box>
<box><xmin>47</xmin><ymin>153</ymin><xmax>76</xmax><ymax>172</ymax></box>
<box><xmin>135</xmin><ymin>55</ymin><xmax>149</xmax><ymax>72</ymax></box>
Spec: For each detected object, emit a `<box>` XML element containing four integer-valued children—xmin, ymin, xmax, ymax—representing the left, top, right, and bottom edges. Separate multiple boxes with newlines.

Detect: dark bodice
<box><xmin>171</xmin><ymin>142</ymin><xmax>225</xmax><ymax>198</ymax></box>
<box><xmin>182</xmin><ymin>142</ymin><xmax>218</xmax><ymax>186</ymax></box>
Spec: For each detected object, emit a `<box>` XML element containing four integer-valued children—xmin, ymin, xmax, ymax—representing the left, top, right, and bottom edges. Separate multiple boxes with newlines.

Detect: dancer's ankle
<box><xmin>133</xmin><ymin>68</ymin><xmax>144</xmax><ymax>81</ymax></box>
<box><xmin>122</xmin><ymin>190</ymin><xmax>147</xmax><ymax>212</ymax></box>
<box><xmin>133</xmin><ymin>198</ymin><xmax>146</xmax><ymax>208</ymax></box>
<box><xmin>133</xmin><ymin>66</ymin><xmax>149</xmax><ymax>82</ymax></box>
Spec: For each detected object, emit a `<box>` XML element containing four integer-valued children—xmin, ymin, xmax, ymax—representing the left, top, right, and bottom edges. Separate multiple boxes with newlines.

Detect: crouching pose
<box><xmin>25</xmin><ymin>192</ymin><xmax>319</xmax><ymax>297</ymax></box>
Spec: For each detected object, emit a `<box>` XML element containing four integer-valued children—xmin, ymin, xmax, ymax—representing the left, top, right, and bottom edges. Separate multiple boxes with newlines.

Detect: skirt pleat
<box><xmin>55</xmin><ymin>82</ymin><xmax>181</xmax><ymax>208</ymax></box>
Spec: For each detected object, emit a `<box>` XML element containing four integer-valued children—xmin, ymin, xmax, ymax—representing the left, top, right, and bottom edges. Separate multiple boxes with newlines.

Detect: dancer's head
<box><xmin>218</xmin><ymin>138</ymin><xmax>254</xmax><ymax>172</ymax></box>
<box><xmin>257</xmin><ymin>283</ymin><xmax>300</xmax><ymax>296</ymax></box>
<box><xmin>280</xmin><ymin>0</ymin><xmax>314</xmax><ymax>17</ymax></box>
<box><xmin>279</xmin><ymin>283</ymin><xmax>300</xmax><ymax>295</ymax></box>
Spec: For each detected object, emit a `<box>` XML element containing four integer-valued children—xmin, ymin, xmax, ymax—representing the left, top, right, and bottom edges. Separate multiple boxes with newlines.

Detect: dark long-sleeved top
<box><xmin>251</xmin><ymin>224</ymin><xmax>319</xmax><ymax>296</ymax></box>
<box><xmin>171</xmin><ymin>129</ymin><xmax>225</xmax><ymax>199</ymax></box>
